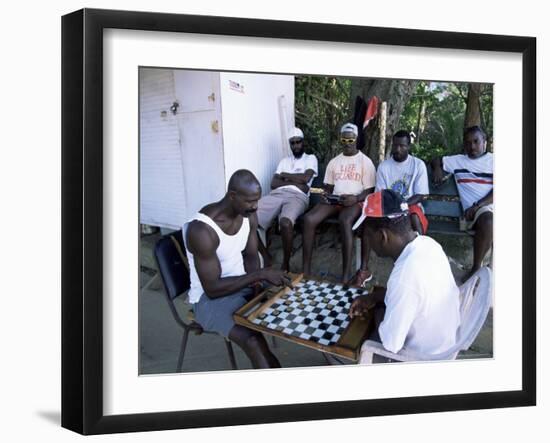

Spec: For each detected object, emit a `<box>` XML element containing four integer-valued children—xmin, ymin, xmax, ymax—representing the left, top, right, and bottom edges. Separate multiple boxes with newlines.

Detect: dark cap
<box><xmin>352</xmin><ymin>189</ymin><xmax>409</xmax><ymax>230</ymax></box>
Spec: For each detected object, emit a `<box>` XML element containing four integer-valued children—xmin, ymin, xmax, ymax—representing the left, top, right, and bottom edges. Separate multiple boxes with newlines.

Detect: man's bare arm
<box><xmin>186</xmin><ymin>221</ymin><xmax>290</xmax><ymax>299</ymax></box>
<box><xmin>339</xmin><ymin>186</ymin><xmax>374</xmax><ymax>207</ymax></box>
<box><xmin>243</xmin><ymin>213</ymin><xmax>260</xmax><ymax>273</ymax></box>
<box><xmin>464</xmin><ymin>189</ymin><xmax>493</xmax><ymax>221</ymax></box>
<box><xmin>271</xmin><ymin>174</ymin><xmax>289</xmax><ymax>190</ymax></box>
<box><xmin>431</xmin><ymin>157</ymin><xmax>446</xmax><ymax>185</ymax></box>
<box><xmin>271</xmin><ymin>169</ymin><xmax>315</xmax><ymax>193</ymax></box>
<box><xmin>279</xmin><ymin>169</ymin><xmax>315</xmax><ymax>185</ymax></box>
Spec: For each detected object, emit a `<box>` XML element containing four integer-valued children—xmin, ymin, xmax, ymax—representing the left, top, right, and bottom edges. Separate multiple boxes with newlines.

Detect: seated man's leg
<box><xmin>302</xmin><ymin>203</ymin><xmax>339</xmax><ymax>276</ymax></box>
<box><xmin>408</xmin><ymin>204</ymin><xmax>428</xmax><ymax>235</ymax></box>
<box><xmin>229</xmin><ymin>325</ymin><xmax>280</xmax><ymax>369</ymax></box>
<box><xmin>471</xmin><ymin>210</ymin><xmax>493</xmax><ymax>275</ymax></box>
<box><xmin>256</xmin><ymin>192</ymin><xmax>283</xmax><ymax>267</ymax></box>
<box><xmin>192</xmin><ymin>288</ymin><xmax>279</xmax><ymax>368</ymax></box>
<box><xmin>338</xmin><ymin>204</ymin><xmax>362</xmax><ymax>283</ymax></box>
<box><xmin>278</xmin><ymin>190</ymin><xmax>309</xmax><ymax>271</ymax></box>
<box><xmin>256</xmin><ymin>231</ymin><xmax>272</xmax><ymax>267</ymax></box>
<box><xmin>349</xmin><ymin>225</ymin><xmax>372</xmax><ymax>287</ymax></box>
<box><xmin>410</xmin><ymin>213</ymin><xmax>424</xmax><ymax>234</ymax></box>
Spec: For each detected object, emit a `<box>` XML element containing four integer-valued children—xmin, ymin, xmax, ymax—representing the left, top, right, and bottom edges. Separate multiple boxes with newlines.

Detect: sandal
<box><xmin>347</xmin><ymin>269</ymin><xmax>373</xmax><ymax>288</ymax></box>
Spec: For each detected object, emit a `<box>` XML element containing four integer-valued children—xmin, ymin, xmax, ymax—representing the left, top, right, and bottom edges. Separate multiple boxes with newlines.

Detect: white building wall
<box><xmin>140</xmin><ymin>70</ymin><xmax>294</xmax><ymax>229</ymax></box>
<box><xmin>139</xmin><ymin>68</ymin><xmax>187</xmax><ymax>230</ymax></box>
<box><xmin>219</xmin><ymin>72</ymin><xmax>295</xmax><ymax>195</ymax></box>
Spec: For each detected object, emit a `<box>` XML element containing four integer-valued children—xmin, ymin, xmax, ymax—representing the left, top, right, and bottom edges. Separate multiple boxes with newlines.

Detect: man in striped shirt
<box><xmin>431</xmin><ymin>126</ymin><xmax>493</xmax><ymax>280</ymax></box>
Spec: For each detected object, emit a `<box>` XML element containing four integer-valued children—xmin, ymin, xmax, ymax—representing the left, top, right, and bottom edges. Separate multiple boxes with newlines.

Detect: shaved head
<box><xmin>228</xmin><ymin>169</ymin><xmax>261</xmax><ymax>194</ymax></box>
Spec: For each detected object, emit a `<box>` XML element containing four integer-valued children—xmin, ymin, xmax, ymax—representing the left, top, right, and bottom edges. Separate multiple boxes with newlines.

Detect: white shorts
<box><xmin>466</xmin><ymin>203</ymin><xmax>494</xmax><ymax>230</ymax></box>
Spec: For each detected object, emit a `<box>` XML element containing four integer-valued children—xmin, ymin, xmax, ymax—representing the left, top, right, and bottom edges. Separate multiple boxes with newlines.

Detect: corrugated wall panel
<box><xmin>139</xmin><ymin>68</ymin><xmax>187</xmax><ymax>229</ymax></box>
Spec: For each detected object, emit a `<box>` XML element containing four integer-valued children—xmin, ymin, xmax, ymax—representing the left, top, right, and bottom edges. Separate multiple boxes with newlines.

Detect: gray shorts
<box><xmin>192</xmin><ymin>287</ymin><xmax>254</xmax><ymax>338</ymax></box>
<box><xmin>256</xmin><ymin>187</ymin><xmax>309</xmax><ymax>230</ymax></box>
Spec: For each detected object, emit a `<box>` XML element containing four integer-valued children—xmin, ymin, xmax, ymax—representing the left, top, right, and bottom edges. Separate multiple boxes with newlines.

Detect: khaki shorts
<box><xmin>466</xmin><ymin>203</ymin><xmax>494</xmax><ymax>231</ymax></box>
<box><xmin>256</xmin><ymin>187</ymin><xmax>309</xmax><ymax>230</ymax></box>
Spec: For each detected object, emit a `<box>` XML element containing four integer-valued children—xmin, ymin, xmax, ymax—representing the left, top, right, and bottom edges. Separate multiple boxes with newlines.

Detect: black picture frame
<box><xmin>61</xmin><ymin>8</ymin><xmax>536</xmax><ymax>435</ymax></box>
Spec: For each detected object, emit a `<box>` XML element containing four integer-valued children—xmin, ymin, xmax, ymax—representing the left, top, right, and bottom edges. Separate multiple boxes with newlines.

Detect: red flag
<box><xmin>363</xmin><ymin>96</ymin><xmax>380</xmax><ymax>129</ymax></box>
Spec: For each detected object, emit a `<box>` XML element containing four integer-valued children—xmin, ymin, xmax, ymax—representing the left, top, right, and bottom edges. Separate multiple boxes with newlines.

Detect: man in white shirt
<box><xmin>351</xmin><ymin>130</ymin><xmax>430</xmax><ymax>287</ymax></box>
<box><xmin>431</xmin><ymin>126</ymin><xmax>493</xmax><ymax>280</ymax></box>
<box><xmin>302</xmin><ymin>123</ymin><xmax>376</xmax><ymax>284</ymax></box>
<box><xmin>350</xmin><ymin>190</ymin><xmax>460</xmax><ymax>362</ymax></box>
<box><xmin>256</xmin><ymin>128</ymin><xmax>318</xmax><ymax>271</ymax></box>
<box><xmin>376</xmin><ymin>130</ymin><xmax>429</xmax><ymax>233</ymax></box>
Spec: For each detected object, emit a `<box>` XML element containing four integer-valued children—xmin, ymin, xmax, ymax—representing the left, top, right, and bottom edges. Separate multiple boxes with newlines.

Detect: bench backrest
<box><xmin>423</xmin><ymin>168</ymin><xmax>464</xmax><ymax>235</ymax></box>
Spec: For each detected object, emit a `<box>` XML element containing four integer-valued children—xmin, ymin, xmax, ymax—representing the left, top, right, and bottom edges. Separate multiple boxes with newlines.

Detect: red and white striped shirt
<box><xmin>442</xmin><ymin>152</ymin><xmax>493</xmax><ymax>210</ymax></box>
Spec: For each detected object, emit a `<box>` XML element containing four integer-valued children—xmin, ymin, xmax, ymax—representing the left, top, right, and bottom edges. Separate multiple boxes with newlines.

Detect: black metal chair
<box><xmin>154</xmin><ymin>230</ymin><xmax>238</xmax><ymax>371</ymax></box>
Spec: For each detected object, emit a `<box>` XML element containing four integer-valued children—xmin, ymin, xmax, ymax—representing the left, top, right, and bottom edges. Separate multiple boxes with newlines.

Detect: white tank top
<box><xmin>184</xmin><ymin>212</ymin><xmax>250</xmax><ymax>303</ymax></box>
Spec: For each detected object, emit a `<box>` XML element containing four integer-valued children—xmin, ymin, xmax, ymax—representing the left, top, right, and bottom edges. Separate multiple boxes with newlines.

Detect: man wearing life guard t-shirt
<box><xmin>256</xmin><ymin>127</ymin><xmax>318</xmax><ymax>272</ymax></box>
<box><xmin>184</xmin><ymin>170</ymin><xmax>291</xmax><ymax>369</ymax></box>
<box><xmin>350</xmin><ymin>190</ymin><xmax>460</xmax><ymax>363</ymax></box>
<box><xmin>431</xmin><ymin>126</ymin><xmax>493</xmax><ymax>280</ymax></box>
<box><xmin>302</xmin><ymin>123</ymin><xmax>376</xmax><ymax>284</ymax></box>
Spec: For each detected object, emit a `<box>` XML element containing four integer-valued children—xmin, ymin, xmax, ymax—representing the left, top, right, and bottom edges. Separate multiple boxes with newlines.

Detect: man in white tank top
<box><xmin>184</xmin><ymin>170</ymin><xmax>291</xmax><ymax>369</ymax></box>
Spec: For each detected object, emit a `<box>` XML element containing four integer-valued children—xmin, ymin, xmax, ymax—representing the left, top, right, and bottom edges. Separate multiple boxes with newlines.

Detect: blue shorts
<box><xmin>192</xmin><ymin>287</ymin><xmax>254</xmax><ymax>338</ymax></box>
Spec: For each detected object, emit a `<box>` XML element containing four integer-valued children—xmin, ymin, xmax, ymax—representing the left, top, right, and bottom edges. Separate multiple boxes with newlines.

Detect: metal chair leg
<box><xmin>176</xmin><ymin>329</ymin><xmax>189</xmax><ymax>372</ymax></box>
<box><xmin>224</xmin><ymin>339</ymin><xmax>238</xmax><ymax>370</ymax></box>
<box><xmin>322</xmin><ymin>352</ymin><xmax>345</xmax><ymax>365</ymax></box>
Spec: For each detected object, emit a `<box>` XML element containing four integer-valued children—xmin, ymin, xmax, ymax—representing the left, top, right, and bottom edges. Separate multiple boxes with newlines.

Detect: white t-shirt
<box><xmin>324</xmin><ymin>152</ymin><xmax>376</xmax><ymax>196</ymax></box>
<box><xmin>275</xmin><ymin>153</ymin><xmax>318</xmax><ymax>195</ymax></box>
<box><xmin>375</xmin><ymin>155</ymin><xmax>429</xmax><ymax>200</ymax></box>
<box><xmin>379</xmin><ymin>235</ymin><xmax>460</xmax><ymax>355</ymax></box>
<box><xmin>442</xmin><ymin>152</ymin><xmax>494</xmax><ymax>210</ymax></box>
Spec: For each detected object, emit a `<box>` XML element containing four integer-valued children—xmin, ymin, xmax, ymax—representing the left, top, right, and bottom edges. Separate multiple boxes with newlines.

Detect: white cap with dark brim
<box><xmin>340</xmin><ymin>122</ymin><xmax>358</xmax><ymax>137</ymax></box>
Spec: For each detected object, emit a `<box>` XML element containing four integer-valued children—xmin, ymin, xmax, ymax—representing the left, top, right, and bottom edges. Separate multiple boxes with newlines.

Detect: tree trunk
<box><xmin>377</xmin><ymin>102</ymin><xmax>387</xmax><ymax>165</ymax></box>
<box><xmin>465</xmin><ymin>83</ymin><xmax>483</xmax><ymax>128</ymax></box>
<box><xmin>351</xmin><ymin>79</ymin><xmax>419</xmax><ymax>165</ymax></box>
<box><xmin>415</xmin><ymin>98</ymin><xmax>426</xmax><ymax>145</ymax></box>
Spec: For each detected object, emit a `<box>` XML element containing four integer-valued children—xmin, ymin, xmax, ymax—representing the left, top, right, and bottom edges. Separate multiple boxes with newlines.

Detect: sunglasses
<box><xmin>289</xmin><ymin>139</ymin><xmax>303</xmax><ymax>145</ymax></box>
<box><xmin>340</xmin><ymin>137</ymin><xmax>356</xmax><ymax>145</ymax></box>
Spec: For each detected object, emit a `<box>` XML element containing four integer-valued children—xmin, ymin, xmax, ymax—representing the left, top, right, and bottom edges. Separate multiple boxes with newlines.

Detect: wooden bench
<box><xmin>423</xmin><ymin>169</ymin><xmax>469</xmax><ymax>236</ymax></box>
<box><xmin>422</xmin><ymin>168</ymin><xmax>496</xmax><ymax>271</ymax></box>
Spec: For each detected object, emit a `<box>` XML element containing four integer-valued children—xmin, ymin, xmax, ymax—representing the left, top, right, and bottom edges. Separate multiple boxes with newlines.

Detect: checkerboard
<box><xmin>234</xmin><ymin>275</ymin><xmax>373</xmax><ymax>361</ymax></box>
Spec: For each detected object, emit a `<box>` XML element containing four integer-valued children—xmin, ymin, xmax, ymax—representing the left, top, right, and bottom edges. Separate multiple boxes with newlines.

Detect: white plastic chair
<box><xmin>359</xmin><ymin>267</ymin><xmax>492</xmax><ymax>363</ymax></box>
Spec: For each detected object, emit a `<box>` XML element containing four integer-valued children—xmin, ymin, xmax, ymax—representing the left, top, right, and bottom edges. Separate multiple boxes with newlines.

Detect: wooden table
<box><xmin>234</xmin><ymin>274</ymin><xmax>373</xmax><ymax>362</ymax></box>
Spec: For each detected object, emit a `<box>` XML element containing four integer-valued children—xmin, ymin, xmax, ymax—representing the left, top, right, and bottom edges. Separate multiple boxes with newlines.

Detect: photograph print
<box><xmin>138</xmin><ymin>67</ymin><xmax>494</xmax><ymax>375</ymax></box>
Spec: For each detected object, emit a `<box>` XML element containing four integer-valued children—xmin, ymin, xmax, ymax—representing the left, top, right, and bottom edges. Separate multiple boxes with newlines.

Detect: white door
<box><xmin>173</xmin><ymin>70</ymin><xmax>226</xmax><ymax>219</ymax></box>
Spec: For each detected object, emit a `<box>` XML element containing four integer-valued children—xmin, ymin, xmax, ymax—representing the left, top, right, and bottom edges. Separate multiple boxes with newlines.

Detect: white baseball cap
<box><xmin>288</xmin><ymin>127</ymin><xmax>304</xmax><ymax>139</ymax></box>
<box><xmin>340</xmin><ymin>123</ymin><xmax>358</xmax><ymax>137</ymax></box>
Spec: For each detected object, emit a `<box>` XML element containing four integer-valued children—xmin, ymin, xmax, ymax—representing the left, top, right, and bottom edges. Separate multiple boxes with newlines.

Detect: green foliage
<box><xmin>295</xmin><ymin>76</ymin><xmax>352</xmax><ymax>166</ymax></box>
<box><xmin>401</xmin><ymin>81</ymin><xmax>493</xmax><ymax>161</ymax></box>
<box><xmin>295</xmin><ymin>76</ymin><xmax>493</xmax><ymax>167</ymax></box>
